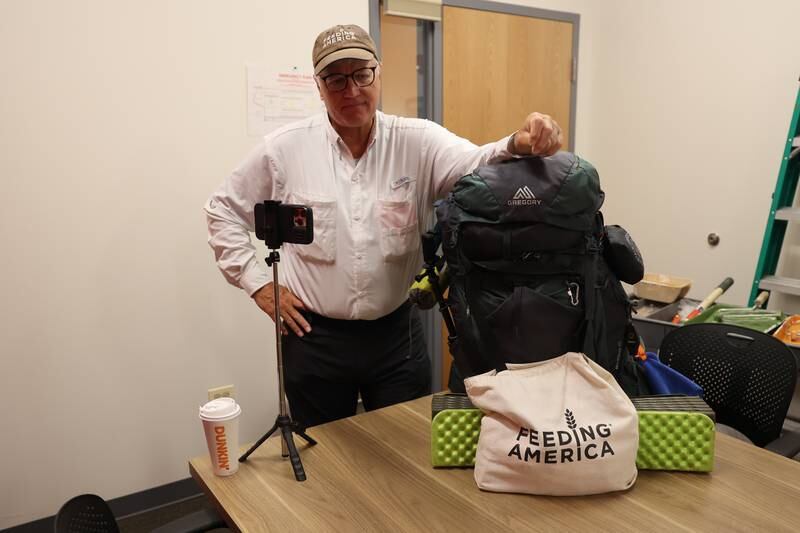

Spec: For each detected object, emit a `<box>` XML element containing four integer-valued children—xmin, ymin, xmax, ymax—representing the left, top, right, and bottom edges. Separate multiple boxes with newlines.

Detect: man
<box><xmin>205</xmin><ymin>24</ymin><xmax>562</xmax><ymax>428</ymax></box>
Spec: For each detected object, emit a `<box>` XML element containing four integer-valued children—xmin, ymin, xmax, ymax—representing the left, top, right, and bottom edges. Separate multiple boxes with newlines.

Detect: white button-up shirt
<box><xmin>205</xmin><ymin>111</ymin><xmax>515</xmax><ymax>320</ymax></box>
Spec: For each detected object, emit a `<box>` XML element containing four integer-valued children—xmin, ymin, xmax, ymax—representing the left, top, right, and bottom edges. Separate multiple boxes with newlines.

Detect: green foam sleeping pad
<box><xmin>631</xmin><ymin>395</ymin><xmax>715</xmax><ymax>421</ymax></box>
<box><xmin>636</xmin><ymin>410</ymin><xmax>715</xmax><ymax>471</ymax></box>
<box><xmin>431</xmin><ymin>409</ymin><xmax>483</xmax><ymax>467</ymax></box>
<box><xmin>431</xmin><ymin>399</ymin><xmax>716</xmax><ymax>471</ymax></box>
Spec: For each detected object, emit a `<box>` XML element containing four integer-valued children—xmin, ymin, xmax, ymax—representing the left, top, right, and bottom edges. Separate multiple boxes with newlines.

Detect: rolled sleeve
<box><xmin>204</xmin><ymin>141</ymin><xmax>276</xmax><ymax>296</ymax></box>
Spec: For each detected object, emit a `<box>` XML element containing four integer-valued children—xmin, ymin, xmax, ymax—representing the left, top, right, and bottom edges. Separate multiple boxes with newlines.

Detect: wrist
<box><xmin>507</xmin><ymin>130</ymin><xmax>519</xmax><ymax>155</ymax></box>
<box><xmin>251</xmin><ymin>281</ymin><xmax>272</xmax><ymax>299</ymax></box>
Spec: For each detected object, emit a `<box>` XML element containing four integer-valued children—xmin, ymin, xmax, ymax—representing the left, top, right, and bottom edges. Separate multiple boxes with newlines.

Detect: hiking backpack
<box><xmin>434</xmin><ymin>152</ymin><xmax>648</xmax><ymax>396</ymax></box>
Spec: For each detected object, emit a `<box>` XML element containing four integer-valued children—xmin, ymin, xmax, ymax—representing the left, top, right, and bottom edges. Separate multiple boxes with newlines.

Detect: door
<box><xmin>443</xmin><ymin>5</ymin><xmax>574</xmax><ymax>144</ymax></box>
<box><xmin>440</xmin><ymin>4</ymin><xmax>577</xmax><ymax>390</ymax></box>
<box><xmin>379</xmin><ymin>10</ymin><xmax>420</xmax><ymax>117</ymax></box>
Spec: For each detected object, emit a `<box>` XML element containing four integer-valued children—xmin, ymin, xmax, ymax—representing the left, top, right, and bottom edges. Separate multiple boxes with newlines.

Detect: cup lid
<box><xmin>199</xmin><ymin>397</ymin><xmax>241</xmax><ymax>420</ymax></box>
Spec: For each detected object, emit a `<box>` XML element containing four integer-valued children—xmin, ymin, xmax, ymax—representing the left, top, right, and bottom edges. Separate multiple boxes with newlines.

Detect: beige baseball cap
<box><xmin>312</xmin><ymin>24</ymin><xmax>378</xmax><ymax>75</ymax></box>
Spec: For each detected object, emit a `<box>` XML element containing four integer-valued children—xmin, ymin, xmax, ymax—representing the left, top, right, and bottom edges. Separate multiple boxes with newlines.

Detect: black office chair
<box><xmin>54</xmin><ymin>493</ymin><xmax>227</xmax><ymax>533</ymax></box>
<box><xmin>659</xmin><ymin>323</ymin><xmax>800</xmax><ymax>456</ymax></box>
<box><xmin>54</xmin><ymin>494</ymin><xmax>119</xmax><ymax>533</ymax></box>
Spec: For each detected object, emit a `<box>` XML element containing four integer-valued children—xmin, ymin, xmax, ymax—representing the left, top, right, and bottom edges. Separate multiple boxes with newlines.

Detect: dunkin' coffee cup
<box><xmin>199</xmin><ymin>397</ymin><xmax>241</xmax><ymax>476</ymax></box>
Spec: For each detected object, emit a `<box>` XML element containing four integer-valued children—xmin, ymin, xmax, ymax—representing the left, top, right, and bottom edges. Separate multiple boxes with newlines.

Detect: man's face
<box><xmin>316</xmin><ymin>58</ymin><xmax>381</xmax><ymax>130</ymax></box>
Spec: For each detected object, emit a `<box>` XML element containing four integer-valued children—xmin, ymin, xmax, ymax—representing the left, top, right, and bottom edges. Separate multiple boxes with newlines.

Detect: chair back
<box><xmin>54</xmin><ymin>494</ymin><xmax>119</xmax><ymax>533</ymax></box>
<box><xmin>659</xmin><ymin>323</ymin><xmax>797</xmax><ymax>447</ymax></box>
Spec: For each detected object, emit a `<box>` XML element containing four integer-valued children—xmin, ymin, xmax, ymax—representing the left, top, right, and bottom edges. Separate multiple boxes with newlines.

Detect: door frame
<box><xmin>371</xmin><ymin>0</ymin><xmax>580</xmax><ymax>146</ymax></box>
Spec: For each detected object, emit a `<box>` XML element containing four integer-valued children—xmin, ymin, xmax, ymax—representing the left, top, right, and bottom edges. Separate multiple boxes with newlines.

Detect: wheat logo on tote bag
<box><xmin>464</xmin><ymin>352</ymin><xmax>638</xmax><ymax>496</ymax></box>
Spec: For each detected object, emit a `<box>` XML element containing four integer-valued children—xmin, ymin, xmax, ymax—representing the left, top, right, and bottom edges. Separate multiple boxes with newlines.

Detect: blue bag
<box><xmin>638</xmin><ymin>352</ymin><xmax>704</xmax><ymax>396</ymax></box>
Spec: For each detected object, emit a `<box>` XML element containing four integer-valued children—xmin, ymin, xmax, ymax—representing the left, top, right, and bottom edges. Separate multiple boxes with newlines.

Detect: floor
<box><xmin>116</xmin><ymin>495</ymin><xmax>227</xmax><ymax>533</ymax></box>
<box><xmin>785</xmin><ymin>418</ymin><xmax>800</xmax><ymax>460</ymax></box>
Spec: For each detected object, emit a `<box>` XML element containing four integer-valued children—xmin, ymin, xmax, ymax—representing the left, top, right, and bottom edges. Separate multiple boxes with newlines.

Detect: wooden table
<box><xmin>190</xmin><ymin>395</ymin><xmax>800</xmax><ymax>532</ymax></box>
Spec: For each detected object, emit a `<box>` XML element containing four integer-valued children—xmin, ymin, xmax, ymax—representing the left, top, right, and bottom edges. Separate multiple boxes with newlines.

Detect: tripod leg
<box><xmin>239</xmin><ymin>418</ymin><xmax>279</xmax><ymax>462</ymax></box>
<box><xmin>292</xmin><ymin>423</ymin><xmax>318</xmax><ymax>446</ymax></box>
<box><xmin>280</xmin><ymin>424</ymin><xmax>307</xmax><ymax>481</ymax></box>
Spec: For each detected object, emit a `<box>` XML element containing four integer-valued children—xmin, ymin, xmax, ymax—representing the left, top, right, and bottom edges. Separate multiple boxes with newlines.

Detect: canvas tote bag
<box><xmin>464</xmin><ymin>352</ymin><xmax>638</xmax><ymax>496</ymax></box>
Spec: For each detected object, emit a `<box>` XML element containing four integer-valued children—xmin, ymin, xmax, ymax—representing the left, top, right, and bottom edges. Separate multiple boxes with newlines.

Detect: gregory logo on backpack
<box><xmin>508</xmin><ymin>186</ymin><xmax>542</xmax><ymax>206</ymax></box>
<box><xmin>507</xmin><ymin>408</ymin><xmax>615</xmax><ymax>464</ymax></box>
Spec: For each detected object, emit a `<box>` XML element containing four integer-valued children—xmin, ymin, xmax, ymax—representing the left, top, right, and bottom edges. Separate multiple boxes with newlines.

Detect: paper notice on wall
<box><xmin>247</xmin><ymin>65</ymin><xmax>324</xmax><ymax>136</ymax></box>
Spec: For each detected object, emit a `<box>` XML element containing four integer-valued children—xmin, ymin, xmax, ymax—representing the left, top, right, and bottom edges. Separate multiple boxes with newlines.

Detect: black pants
<box><xmin>282</xmin><ymin>301</ymin><xmax>432</xmax><ymax>428</ymax></box>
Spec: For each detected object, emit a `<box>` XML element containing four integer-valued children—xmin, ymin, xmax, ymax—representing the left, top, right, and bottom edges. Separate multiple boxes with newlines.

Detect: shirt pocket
<box><xmin>287</xmin><ymin>191</ymin><xmax>336</xmax><ymax>264</ymax></box>
<box><xmin>378</xmin><ymin>198</ymin><xmax>418</xmax><ymax>262</ymax></box>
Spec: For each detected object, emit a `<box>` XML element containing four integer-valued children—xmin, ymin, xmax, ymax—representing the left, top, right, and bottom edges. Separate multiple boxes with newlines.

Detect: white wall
<box><xmin>582</xmin><ymin>0</ymin><xmax>800</xmax><ymax>306</ymax></box>
<box><xmin>519</xmin><ymin>0</ymin><xmax>800</xmax><ymax>306</ymax></box>
<box><xmin>0</xmin><ymin>1</ymin><xmax>367</xmax><ymax>528</ymax></box>
<box><xmin>3</xmin><ymin>0</ymin><xmax>800</xmax><ymax>528</ymax></box>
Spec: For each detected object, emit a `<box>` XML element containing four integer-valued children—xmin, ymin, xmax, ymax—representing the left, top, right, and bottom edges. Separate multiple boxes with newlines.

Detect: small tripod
<box><xmin>238</xmin><ymin>249</ymin><xmax>317</xmax><ymax>481</ymax></box>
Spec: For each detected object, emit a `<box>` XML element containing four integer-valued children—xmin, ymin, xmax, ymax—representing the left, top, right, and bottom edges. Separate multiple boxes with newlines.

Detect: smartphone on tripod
<box><xmin>254</xmin><ymin>201</ymin><xmax>314</xmax><ymax>249</ymax></box>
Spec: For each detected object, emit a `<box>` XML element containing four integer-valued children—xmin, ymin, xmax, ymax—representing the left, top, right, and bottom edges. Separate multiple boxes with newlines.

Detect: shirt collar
<box><xmin>323</xmin><ymin>111</ymin><xmax>381</xmax><ymax>151</ymax></box>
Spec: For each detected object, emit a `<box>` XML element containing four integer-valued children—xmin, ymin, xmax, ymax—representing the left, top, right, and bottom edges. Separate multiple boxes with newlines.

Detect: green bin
<box><xmin>685</xmin><ymin>304</ymin><xmax>785</xmax><ymax>334</ymax></box>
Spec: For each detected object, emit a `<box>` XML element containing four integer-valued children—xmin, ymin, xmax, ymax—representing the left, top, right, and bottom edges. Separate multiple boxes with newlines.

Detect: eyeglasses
<box><xmin>319</xmin><ymin>66</ymin><xmax>377</xmax><ymax>92</ymax></box>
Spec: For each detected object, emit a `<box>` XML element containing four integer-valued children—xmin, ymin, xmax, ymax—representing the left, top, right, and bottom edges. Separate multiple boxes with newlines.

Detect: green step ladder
<box><xmin>750</xmin><ymin>80</ymin><xmax>800</xmax><ymax>305</ymax></box>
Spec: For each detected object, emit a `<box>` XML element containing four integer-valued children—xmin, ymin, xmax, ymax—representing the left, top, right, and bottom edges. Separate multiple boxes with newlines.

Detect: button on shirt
<box><xmin>205</xmin><ymin>111</ymin><xmax>515</xmax><ymax>320</ymax></box>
